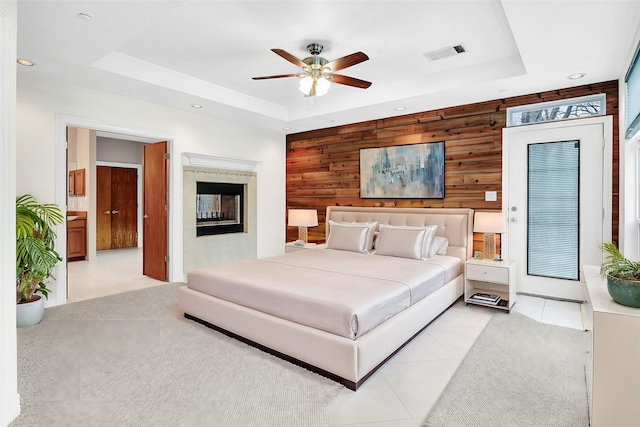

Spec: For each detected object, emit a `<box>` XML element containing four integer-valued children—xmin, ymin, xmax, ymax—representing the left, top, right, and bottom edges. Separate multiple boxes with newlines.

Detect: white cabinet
<box><xmin>464</xmin><ymin>258</ymin><xmax>516</xmax><ymax>312</ymax></box>
<box><xmin>583</xmin><ymin>265</ymin><xmax>640</xmax><ymax>427</ymax></box>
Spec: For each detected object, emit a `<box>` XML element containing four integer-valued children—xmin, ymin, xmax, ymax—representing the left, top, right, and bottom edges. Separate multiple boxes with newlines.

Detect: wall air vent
<box><xmin>424</xmin><ymin>44</ymin><xmax>466</xmax><ymax>61</ymax></box>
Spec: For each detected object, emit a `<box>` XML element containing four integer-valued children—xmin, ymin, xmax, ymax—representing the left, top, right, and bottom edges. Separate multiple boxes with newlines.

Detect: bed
<box><xmin>178</xmin><ymin>206</ymin><xmax>474</xmax><ymax>390</ymax></box>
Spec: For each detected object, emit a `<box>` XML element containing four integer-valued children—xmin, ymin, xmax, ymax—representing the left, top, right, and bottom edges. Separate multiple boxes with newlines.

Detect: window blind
<box><xmin>626</xmin><ymin>41</ymin><xmax>640</xmax><ymax>138</ymax></box>
<box><xmin>527</xmin><ymin>140</ymin><xmax>580</xmax><ymax>281</ymax></box>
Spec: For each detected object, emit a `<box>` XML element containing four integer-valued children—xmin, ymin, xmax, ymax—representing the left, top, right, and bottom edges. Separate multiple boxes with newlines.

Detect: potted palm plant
<box><xmin>599</xmin><ymin>242</ymin><xmax>640</xmax><ymax>308</ymax></box>
<box><xmin>16</xmin><ymin>194</ymin><xmax>64</xmax><ymax>326</ymax></box>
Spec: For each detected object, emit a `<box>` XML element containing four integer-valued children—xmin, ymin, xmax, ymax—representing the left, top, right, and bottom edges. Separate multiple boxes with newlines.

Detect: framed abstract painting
<box><xmin>360</xmin><ymin>142</ymin><xmax>445</xmax><ymax>198</ymax></box>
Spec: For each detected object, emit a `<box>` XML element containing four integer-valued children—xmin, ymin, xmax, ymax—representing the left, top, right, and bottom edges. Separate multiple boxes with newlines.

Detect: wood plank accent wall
<box><xmin>286</xmin><ymin>80</ymin><xmax>619</xmax><ymax>252</ymax></box>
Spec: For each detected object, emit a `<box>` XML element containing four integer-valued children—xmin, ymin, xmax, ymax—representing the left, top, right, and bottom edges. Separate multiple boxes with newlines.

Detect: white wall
<box><xmin>1</xmin><ymin>1</ymin><xmax>19</xmax><ymax>425</ymax></box>
<box><xmin>620</xmin><ymin>23</ymin><xmax>640</xmax><ymax>260</ymax></box>
<box><xmin>16</xmin><ymin>73</ymin><xmax>286</xmax><ymax>307</ymax></box>
<box><xmin>97</xmin><ymin>137</ymin><xmax>144</xmax><ymax>164</ymax></box>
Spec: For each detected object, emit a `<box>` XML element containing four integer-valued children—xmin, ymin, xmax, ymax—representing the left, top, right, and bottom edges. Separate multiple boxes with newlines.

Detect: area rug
<box><xmin>423</xmin><ymin>311</ymin><xmax>589</xmax><ymax>427</ymax></box>
<box><xmin>11</xmin><ymin>283</ymin><xmax>343</xmax><ymax>427</ymax></box>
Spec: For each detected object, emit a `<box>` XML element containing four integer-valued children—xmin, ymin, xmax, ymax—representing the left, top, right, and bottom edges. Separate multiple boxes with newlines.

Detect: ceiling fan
<box><xmin>252</xmin><ymin>43</ymin><xmax>371</xmax><ymax>97</ymax></box>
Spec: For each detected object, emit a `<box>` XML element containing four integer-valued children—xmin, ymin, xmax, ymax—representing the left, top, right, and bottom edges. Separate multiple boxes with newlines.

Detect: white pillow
<box><xmin>326</xmin><ymin>221</ymin><xmax>377</xmax><ymax>253</ymax></box>
<box><xmin>374</xmin><ymin>224</ymin><xmax>438</xmax><ymax>260</ymax></box>
<box><xmin>377</xmin><ymin>224</ymin><xmax>438</xmax><ymax>258</ymax></box>
<box><xmin>428</xmin><ymin>236</ymin><xmax>450</xmax><ymax>258</ymax></box>
<box><xmin>376</xmin><ymin>224</ymin><xmax>438</xmax><ymax>259</ymax></box>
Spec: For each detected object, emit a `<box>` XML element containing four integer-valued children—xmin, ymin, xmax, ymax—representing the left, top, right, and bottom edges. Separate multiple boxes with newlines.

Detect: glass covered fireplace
<box><xmin>196</xmin><ymin>182</ymin><xmax>245</xmax><ymax>236</ymax></box>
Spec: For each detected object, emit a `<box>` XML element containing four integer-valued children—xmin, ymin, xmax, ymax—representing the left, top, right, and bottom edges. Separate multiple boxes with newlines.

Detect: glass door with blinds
<box><xmin>527</xmin><ymin>141</ymin><xmax>580</xmax><ymax>281</ymax></box>
<box><xmin>504</xmin><ymin>118</ymin><xmax>611</xmax><ymax>301</ymax></box>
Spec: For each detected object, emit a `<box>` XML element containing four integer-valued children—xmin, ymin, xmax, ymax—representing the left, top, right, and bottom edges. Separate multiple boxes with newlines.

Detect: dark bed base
<box><xmin>183</xmin><ymin>303</ymin><xmax>456</xmax><ymax>391</ymax></box>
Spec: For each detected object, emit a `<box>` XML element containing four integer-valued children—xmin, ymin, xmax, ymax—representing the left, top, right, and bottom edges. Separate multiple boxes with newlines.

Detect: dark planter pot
<box><xmin>607</xmin><ymin>275</ymin><xmax>640</xmax><ymax>308</ymax></box>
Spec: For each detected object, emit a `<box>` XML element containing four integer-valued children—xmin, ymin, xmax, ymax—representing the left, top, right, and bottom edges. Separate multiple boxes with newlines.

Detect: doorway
<box><xmin>502</xmin><ymin>117</ymin><xmax>612</xmax><ymax>301</ymax></box>
<box><xmin>61</xmin><ymin>120</ymin><xmax>169</xmax><ymax>304</ymax></box>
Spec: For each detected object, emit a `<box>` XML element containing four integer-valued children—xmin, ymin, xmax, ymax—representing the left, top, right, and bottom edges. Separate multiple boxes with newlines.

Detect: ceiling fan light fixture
<box><xmin>256</xmin><ymin>44</ymin><xmax>369</xmax><ymax>97</ymax></box>
<box><xmin>298</xmin><ymin>75</ymin><xmax>331</xmax><ymax>97</ymax></box>
<box><xmin>298</xmin><ymin>76</ymin><xmax>314</xmax><ymax>96</ymax></box>
<box><xmin>315</xmin><ymin>77</ymin><xmax>331</xmax><ymax>96</ymax></box>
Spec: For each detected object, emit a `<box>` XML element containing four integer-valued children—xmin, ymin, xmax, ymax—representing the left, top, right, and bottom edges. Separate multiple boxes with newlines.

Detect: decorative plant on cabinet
<box><xmin>599</xmin><ymin>242</ymin><xmax>640</xmax><ymax>308</ymax></box>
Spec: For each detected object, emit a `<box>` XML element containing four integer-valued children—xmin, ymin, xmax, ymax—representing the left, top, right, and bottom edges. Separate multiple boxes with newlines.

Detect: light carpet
<box><xmin>11</xmin><ymin>283</ymin><xmax>343</xmax><ymax>427</ymax></box>
<box><xmin>423</xmin><ymin>311</ymin><xmax>589</xmax><ymax>427</ymax></box>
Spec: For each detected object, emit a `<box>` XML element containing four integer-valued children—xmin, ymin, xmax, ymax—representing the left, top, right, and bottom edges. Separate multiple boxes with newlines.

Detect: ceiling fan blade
<box><xmin>252</xmin><ymin>74</ymin><xmax>298</xmax><ymax>80</ymax></box>
<box><xmin>324</xmin><ymin>52</ymin><xmax>369</xmax><ymax>72</ymax></box>
<box><xmin>329</xmin><ymin>74</ymin><xmax>372</xmax><ymax>89</ymax></box>
<box><xmin>271</xmin><ymin>49</ymin><xmax>307</xmax><ymax>68</ymax></box>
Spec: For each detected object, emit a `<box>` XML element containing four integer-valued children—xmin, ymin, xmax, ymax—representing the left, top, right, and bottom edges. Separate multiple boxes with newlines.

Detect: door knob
<box><xmin>511</xmin><ymin>217</ymin><xmax>518</xmax><ymax>223</ymax></box>
<box><xmin>511</xmin><ymin>206</ymin><xmax>518</xmax><ymax>212</ymax></box>
<box><xmin>143</xmin><ymin>214</ymin><xmax>149</xmax><ymax>219</ymax></box>
<box><xmin>103</xmin><ymin>210</ymin><xmax>111</xmax><ymax>215</ymax></box>
<box><xmin>112</xmin><ymin>210</ymin><xmax>119</xmax><ymax>214</ymax></box>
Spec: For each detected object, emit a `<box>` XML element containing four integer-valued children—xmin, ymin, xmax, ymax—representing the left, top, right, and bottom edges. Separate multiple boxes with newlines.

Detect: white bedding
<box><xmin>187</xmin><ymin>248</ymin><xmax>460</xmax><ymax>339</ymax></box>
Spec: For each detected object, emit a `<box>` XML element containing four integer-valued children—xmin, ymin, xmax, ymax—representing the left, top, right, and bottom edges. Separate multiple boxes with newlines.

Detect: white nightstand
<box><xmin>285</xmin><ymin>242</ymin><xmax>317</xmax><ymax>253</ymax></box>
<box><xmin>464</xmin><ymin>258</ymin><xmax>516</xmax><ymax>312</ymax></box>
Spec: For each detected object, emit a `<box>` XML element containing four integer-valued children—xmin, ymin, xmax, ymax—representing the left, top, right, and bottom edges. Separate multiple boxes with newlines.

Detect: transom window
<box><xmin>507</xmin><ymin>94</ymin><xmax>606</xmax><ymax>127</ymax></box>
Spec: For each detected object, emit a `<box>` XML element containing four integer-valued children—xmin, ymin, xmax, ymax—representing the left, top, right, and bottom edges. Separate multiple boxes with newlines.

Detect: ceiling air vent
<box><xmin>424</xmin><ymin>44</ymin><xmax>466</xmax><ymax>61</ymax></box>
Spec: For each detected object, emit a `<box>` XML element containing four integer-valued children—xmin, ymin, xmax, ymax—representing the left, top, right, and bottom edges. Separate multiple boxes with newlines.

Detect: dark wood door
<box><xmin>143</xmin><ymin>141</ymin><xmax>167</xmax><ymax>281</ymax></box>
<box><xmin>111</xmin><ymin>167</ymin><xmax>137</xmax><ymax>248</ymax></box>
<box><xmin>97</xmin><ymin>166</ymin><xmax>138</xmax><ymax>250</ymax></box>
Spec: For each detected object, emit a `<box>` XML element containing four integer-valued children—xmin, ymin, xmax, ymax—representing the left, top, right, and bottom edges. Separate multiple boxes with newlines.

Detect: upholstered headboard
<box><xmin>325</xmin><ymin>206</ymin><xmax>474</xmax><ymax>263</ymax></box>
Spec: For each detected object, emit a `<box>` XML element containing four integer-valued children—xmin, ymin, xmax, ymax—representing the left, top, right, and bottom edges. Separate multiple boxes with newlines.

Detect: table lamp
<box><xmin>473</xmin><ymin>211</ymin><xmax>505</xmax><ymax>260</ymax></box>
<box><xmin>288</xmin><ymin>209</ymin><xmax>318</xmax><ymax>245</ymax></box>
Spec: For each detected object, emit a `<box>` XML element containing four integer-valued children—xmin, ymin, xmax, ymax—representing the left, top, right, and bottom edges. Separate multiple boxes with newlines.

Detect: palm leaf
<box><xmin>599</xmin><ymin>243</ymin><xmax>640</xmax><ymax>280</ymax></box>
<box><xmin>15</xmin><ymin>194</ymin><xmax>63</xmax><ymax>302</ymax></box>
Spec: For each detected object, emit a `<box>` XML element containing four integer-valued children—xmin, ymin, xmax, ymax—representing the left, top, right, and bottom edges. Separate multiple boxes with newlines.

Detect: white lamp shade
<box><xmin>315</xmin><ymin>77</ymin><xmax>330</xmax><ymax>96</ymax></box>
<box><xmin>288</xmin><ymin>209</ymin><xmax>318</xmax><ymax>227</ymax></box>
<box><xmin>473</xmin><ymin>212</ymin><xmax>505</xmax><ymax>233</ymax></box>
<box><xmin>298</xmin><ymin>76</ymin><xmax>331</xmax><ymax>97</ymax></box>
<box><xmin>298</xmin><ymin>76</ymin><xmax>314</xmax><ymax>96</ymax></box>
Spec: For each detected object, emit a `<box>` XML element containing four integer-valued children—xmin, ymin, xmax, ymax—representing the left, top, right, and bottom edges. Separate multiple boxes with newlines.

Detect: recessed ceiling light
<box><xmin>77</xmin><ymin>13</ymin><xmax>92</xmax><ymax>21</ymax></box>
<box><xmin>567</xmin><ymin>73</ymin><xmax>586</xmax><ymax>80</ymax></box>
<box><xmin>283</xmin><ymin>127</ymin><xmax>291</xmax><ymax>131</ymax></box>
<box><xmin>17</xmin><ymin>59</ymin><xmax>34</xmax><ymax>66</ymax></box>
<box><xmin>395</xmin><ymin>107</ymin><xmax>406</xmax><ymax>111</ymax></box>
<box><xmin>499</xmin><ymin>89</ymin><xmax>508</xmax><ymax>93</ymax></box>
<box><xmin>191</xmin><ymin>104</ymin><xmax>202</xmax><ymax>109</ymax></box>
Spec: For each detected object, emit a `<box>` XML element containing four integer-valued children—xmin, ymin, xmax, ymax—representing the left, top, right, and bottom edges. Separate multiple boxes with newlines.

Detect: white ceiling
<box><xmin>16</xmin><ymin>1</ymin><xmax>640</xmax><ymax>135</ymax></box>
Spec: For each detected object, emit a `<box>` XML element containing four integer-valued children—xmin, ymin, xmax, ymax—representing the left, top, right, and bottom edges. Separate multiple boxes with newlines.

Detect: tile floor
<box><xmin>66</xmin><ymin>251</ymin><xmax>584</xmax><ymax>426</ymax></box>
<box><xmin>67</xmin><ymin>247</ymin><xmax>164</xmax><ymax>303</ymax></box>
<box><xmin>327</xmin><ymin>295</ymin><xmax>584</xmax><ymax>426</ymax></box>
